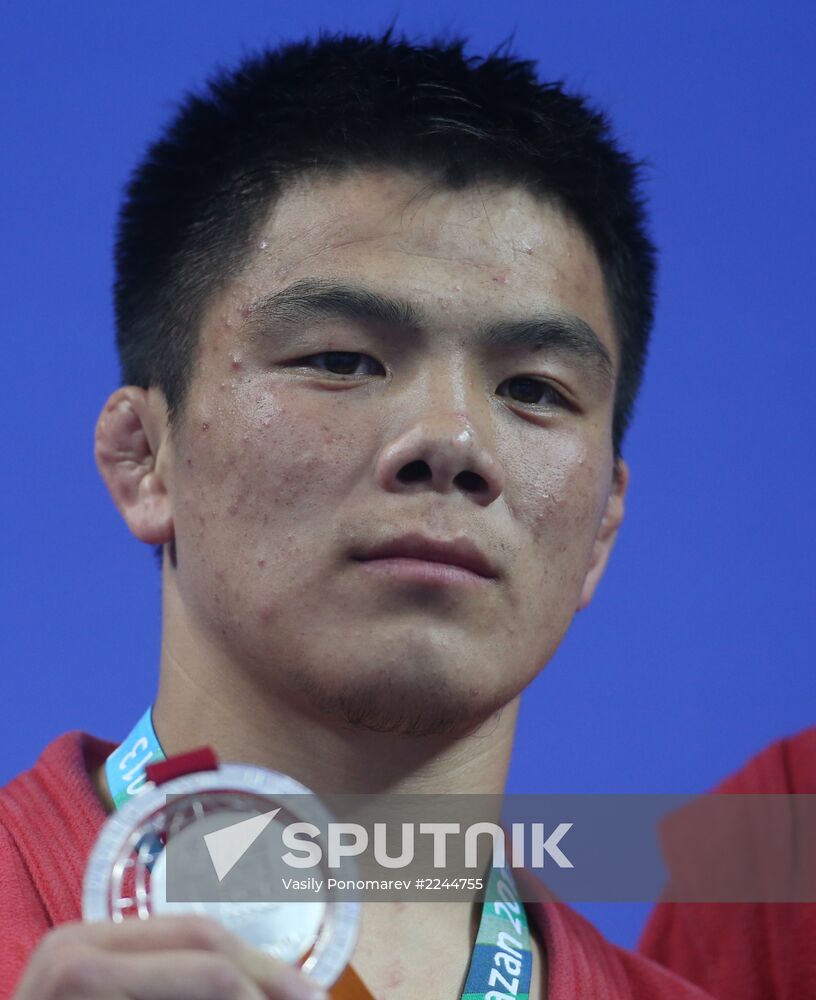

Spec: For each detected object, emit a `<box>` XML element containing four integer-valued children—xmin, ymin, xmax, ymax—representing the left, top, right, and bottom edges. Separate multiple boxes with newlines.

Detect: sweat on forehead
<box><xmin>240</xmin><ymin>171</ymin><xmax>600</xmax><ymax>277</ymax></box>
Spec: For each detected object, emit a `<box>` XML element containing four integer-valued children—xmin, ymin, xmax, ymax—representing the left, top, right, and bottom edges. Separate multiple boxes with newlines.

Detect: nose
<box><xmin>375</xmin><ymin>408</ymin><xmax>505</xmax><ymax>507</ymax></box>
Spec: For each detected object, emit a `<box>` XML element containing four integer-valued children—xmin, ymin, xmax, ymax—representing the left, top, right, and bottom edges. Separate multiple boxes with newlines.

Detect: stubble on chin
<box><xmin>290</xmin><ymin>659</ymin><xmax>510</xmax><ymax>739</ymax></box>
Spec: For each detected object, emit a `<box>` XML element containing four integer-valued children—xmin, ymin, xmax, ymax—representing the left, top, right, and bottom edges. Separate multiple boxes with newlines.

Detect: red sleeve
<box><xmin>0</xmin><ymin>824</ymin><xmax>52</xmax><ymax>998</ymax></box>
<box><xmin>639</xmin><ymin>728</ymin><xmax>816</xmax><ymax>1000</ymax></box>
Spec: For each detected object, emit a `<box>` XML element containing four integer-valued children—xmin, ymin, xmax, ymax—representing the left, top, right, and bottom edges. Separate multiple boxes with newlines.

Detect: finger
<box><xmin>235</xmin><ymin>945</ymin><xmax>328</xmax><ymax>1000</ymax></box>
<box><xmin>109</xmin><ymin>950</ymin><xmax>325</xmax><ymax>1000</ymax></box>
<box><xmin>42</xmin><ymin>946</ymin><xmax>299</xmax><ymax>1000</ymax></box>
<box><xmin>52</xmin><ymin>915</ymin><xmax>242</xmax><ymax>953</ymax></box>
<box><xmin>45</xmin><ymin>918</ymin><xmax>326</xmax><ymax>998</ymax></box>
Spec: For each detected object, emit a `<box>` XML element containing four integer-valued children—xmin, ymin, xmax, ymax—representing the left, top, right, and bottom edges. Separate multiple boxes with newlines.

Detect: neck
<box><xmin>151</xmin><ymin>644</ymin><xmax>518</xmax><ymax>799</ymax></box>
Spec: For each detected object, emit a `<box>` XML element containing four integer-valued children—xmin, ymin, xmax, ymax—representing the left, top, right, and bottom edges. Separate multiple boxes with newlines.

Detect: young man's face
<box><xmin>150</xmin><ymin>170</ymin><xmax>625</xmax><ymax>736</ymax></box>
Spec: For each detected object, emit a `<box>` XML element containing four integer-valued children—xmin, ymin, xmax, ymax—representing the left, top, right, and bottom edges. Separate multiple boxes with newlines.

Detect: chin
<box><xmin>293</xmin><ymin>663</ymin><xmax>515</xmax><ymax>739</ymax></box>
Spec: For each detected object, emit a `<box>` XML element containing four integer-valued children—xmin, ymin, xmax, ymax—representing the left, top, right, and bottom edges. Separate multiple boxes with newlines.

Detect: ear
<box><xmin>94</xmin><ymin>386</ymin><xmax>174</xmax><ymax>546</ymax></box>
<box><xmin>576</xmin><ymin>458</ymin><xmax>629</xmax><ymax>611</ymax></box>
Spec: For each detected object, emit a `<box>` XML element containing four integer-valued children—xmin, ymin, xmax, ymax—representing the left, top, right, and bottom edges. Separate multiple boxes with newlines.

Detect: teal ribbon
<box><xmin>104</xmin><ymin>705</ymin><xmax>166</xmax><ymax>809</ymax></box>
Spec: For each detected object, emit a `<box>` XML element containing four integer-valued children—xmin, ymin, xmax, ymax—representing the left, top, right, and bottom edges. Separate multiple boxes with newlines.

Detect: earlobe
<box><xmin>94</xmin><ymin>386</ymin><xmax>174</xmax><ymax>546</ymax></box>
<box><xmin>576</xmin><ymin>458</ymin><xmax>629</xmax><ymax>611</ymax></box>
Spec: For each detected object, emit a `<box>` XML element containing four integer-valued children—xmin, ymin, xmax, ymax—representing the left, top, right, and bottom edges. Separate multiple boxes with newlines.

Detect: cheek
<box><xmin>510</xmin><ymin>439</ymin><xmax>610</xmax><ymax>560</ymax></box>
<box><xmin>177</xmin><ymin>388</ymin><xmax>362</xmax><ymax>551</ymax></box>
<box><xmin>491</xmin><ymin>439</ymin><xmax>611</xmax><ymax>662</ymax></box>
<box><xmin>172</xmin><ymin>391</ymin><xmax>368</xmax><ymax>633</ymax></box>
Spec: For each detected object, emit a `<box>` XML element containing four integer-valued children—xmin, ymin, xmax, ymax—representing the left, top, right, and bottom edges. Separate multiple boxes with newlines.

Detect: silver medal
<box><xmin>83</xmin><ymin>763</ymin><xmax>360</xmax><ymax>988</ymax></box>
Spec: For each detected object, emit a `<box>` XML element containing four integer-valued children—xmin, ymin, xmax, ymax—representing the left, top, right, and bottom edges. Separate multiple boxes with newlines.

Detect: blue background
<box><xmin>2</xmin><ymin>2</ymin><xmax>814</xmax><ymax>948</ymax></box>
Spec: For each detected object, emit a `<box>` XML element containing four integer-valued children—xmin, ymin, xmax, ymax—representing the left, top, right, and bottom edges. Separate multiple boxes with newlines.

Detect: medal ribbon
<box><xmin>104</xmin><ymin>709</ymin><xmax>533</xmax><ymax>999</ymax></box>
<box><xmin>104</xmin><ymin>705</ymin><xmax>166</xmax><ymax>809</ymax></box>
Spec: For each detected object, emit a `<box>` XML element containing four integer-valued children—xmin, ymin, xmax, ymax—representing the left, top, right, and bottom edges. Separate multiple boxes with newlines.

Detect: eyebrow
<box><xmin>244</xmin><ymin>278</ymin><xmax>614</xmax><ymax>387</ymax></box>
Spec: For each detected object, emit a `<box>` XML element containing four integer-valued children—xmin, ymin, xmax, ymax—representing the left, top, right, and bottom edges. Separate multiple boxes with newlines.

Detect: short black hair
<box><xmin>115</xmin><ymin>30</ymin><xmax>656</xmax><ymax>458</ymax></box>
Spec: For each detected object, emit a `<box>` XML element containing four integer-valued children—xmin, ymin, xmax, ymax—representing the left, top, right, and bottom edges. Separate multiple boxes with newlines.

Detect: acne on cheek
<box><xmin>317</xmin><ymin>420</ymin><xmax>350</xmax><ymax>447</ymax></box>
<box><xmin>253</xmin><ymin>404</ymin><xmax>355</xmax><ymax>461</ymax></box>
<box><xmin>524</xmin><ymin>459</ymin><xmax>607</xmax><ymax>548</ymax></box>
<box><xmin>207</xmin><ymin>412</ymin><xmax>355</xmax><ymax>524</ymax></box>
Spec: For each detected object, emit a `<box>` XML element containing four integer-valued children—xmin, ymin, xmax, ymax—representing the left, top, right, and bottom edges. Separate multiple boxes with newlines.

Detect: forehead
<box><xmin>229</xmin><ymin>169</ymin><xmax>617</xmax><ymax>362</ymax></box>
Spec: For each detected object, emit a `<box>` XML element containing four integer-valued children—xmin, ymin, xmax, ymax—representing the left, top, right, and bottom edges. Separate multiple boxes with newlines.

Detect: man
<box><xmin>0</xmin><ymin>32</ymin><xmax>712</xmax><ymax>999</ymax></box>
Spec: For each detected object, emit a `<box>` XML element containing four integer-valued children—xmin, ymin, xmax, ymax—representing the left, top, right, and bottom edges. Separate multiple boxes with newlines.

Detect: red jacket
<box><xmin>0</xmin><ymin>731</ymin><xmax>711</xmax><ymax>999</ymax></box>
<box><xmin>640</xmin><ymin>727</ymin><xmax>816</xmax><ymax>1000</ymax></box>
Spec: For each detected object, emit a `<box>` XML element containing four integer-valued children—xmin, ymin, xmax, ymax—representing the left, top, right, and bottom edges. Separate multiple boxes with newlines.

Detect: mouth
<box><xmin>351</xmin><ymin>533</ymin><xmax>498</xmax><ymax>586</ymax></box>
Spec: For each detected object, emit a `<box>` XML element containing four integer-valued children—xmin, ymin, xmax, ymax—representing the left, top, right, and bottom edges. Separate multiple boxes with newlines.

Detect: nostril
<box><xmin>454</xmin><ymin>470</ymin><xmax>488</xmax><ymax>493</ymax></box>
<box><xmin>397</xmin><ymin>460</ymin><xmax>432</xmax><ymax>484</ymax></box>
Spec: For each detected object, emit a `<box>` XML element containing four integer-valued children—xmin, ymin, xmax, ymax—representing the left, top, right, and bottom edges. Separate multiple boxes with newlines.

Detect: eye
<box><xmin>291</xmin><ymin>352</ymin><xmax>384</xmax><ymax>376</ymax></box>
<box><xmin>498</xmin><ymin>376</ymin><xmax>571</xmax><ymax>409</ymax></box>
<box><xmin>287</xmin><ymin>357</ymin><xmax>571</xmax><ymax>408</ymax></box>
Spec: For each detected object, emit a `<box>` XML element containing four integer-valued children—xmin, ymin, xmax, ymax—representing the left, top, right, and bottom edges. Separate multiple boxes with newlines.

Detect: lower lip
<box><xmin>354</xmin><ymin>557</ymin><xmax>493</xmax><ymax>587</ymax></box>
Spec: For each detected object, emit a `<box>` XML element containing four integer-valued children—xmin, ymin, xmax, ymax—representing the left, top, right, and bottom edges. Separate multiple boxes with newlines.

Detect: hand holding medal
<box><xmin>13</xmin><ymin>912</ymin><xmax>329</xmax><ymax>1000</ymax></box>
<box><xmin>37</xmin><ymin>708</ymin><xmax>368</xmax><ymax>1000</ymax></box>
